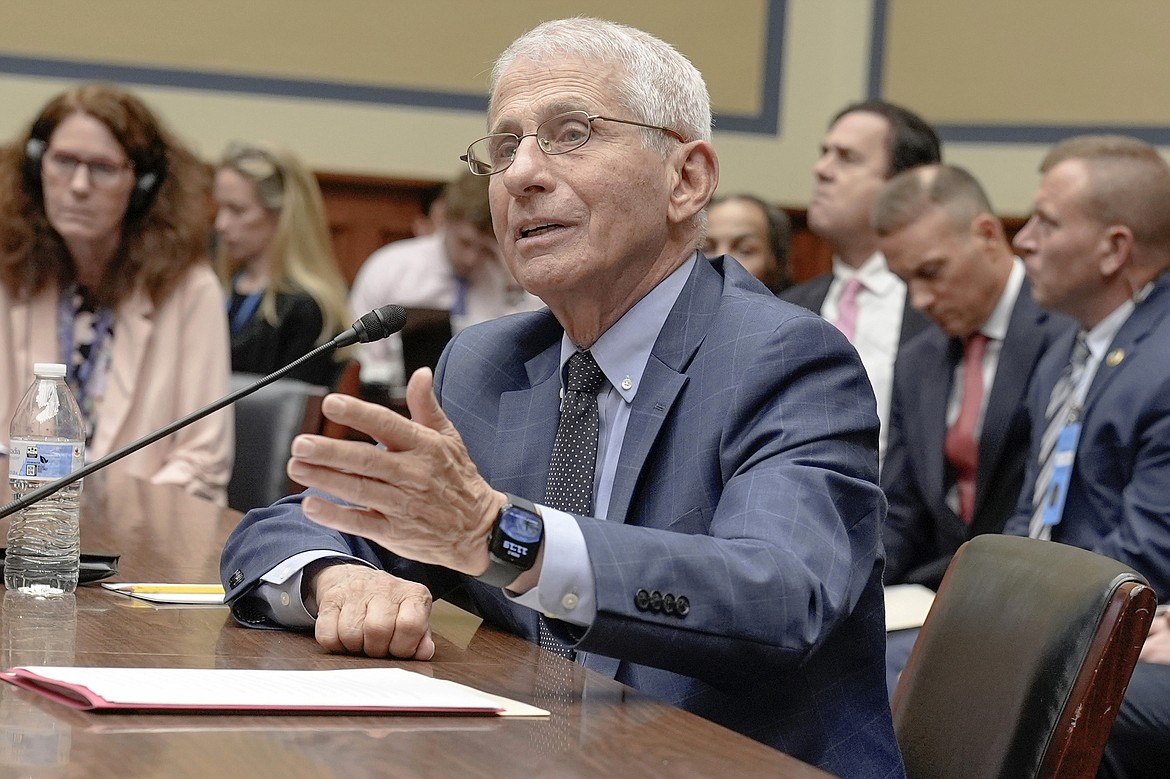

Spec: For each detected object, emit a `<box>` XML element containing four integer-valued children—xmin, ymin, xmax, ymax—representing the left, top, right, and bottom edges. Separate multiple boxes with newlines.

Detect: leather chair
<box><xmin>226</xmin><ymin>373</ymin><xmax>327</xmax><ymax>513</ymax></box>
<box><xmin>892</xmin><ymin>535</ymin><xmax>1156</xmax><ymax>779</ymax></box>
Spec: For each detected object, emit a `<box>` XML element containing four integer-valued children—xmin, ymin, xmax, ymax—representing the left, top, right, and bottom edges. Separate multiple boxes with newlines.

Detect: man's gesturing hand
<box><xmin>287</xmin><ymin>368</ymin><xmax>507</xmax><ymax>577</ymax></box>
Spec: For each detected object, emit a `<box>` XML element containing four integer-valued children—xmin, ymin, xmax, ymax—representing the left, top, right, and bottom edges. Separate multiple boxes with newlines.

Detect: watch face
<box><xmin>499</xmin><ymin>506</ymin><xmax>542</xmax><ymax>543</ymax></box>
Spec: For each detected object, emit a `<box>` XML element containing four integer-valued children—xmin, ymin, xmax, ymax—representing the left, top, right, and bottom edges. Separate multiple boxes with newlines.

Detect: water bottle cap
<box><xmin>33</xmin><ymin>362</ymin><xmax>67</xmax><ymax>378</ymax></box>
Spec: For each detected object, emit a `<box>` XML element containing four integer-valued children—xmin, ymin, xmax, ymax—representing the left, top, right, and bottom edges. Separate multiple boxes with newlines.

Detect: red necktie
<box><xmin>945</xmin><ymin>333</ymin><xmax>989</xmax><ymax>524</ymax></box>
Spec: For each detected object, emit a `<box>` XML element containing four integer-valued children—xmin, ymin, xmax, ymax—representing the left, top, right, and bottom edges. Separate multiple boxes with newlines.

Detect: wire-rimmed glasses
<box><xmin>461</xmin><ymin>110</ymin><xmax>687</xmax><ymax>176</ymax></box>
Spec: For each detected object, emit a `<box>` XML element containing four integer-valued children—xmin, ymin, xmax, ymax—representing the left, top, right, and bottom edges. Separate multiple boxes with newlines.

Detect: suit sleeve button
<box><xmin>635</xmin><ymin>588</ymin><xmax>651</xmax><ymax>611</ymax></box>
<box><xmin>675</xmin><ymin>596</ymin><xmax>690</xmax><ymax>617</ymax></box>
<box><xmin>649</xmin><ymin>590</ymin><xmax>663</xmax><ymax>613</ymax></box>
<box><xmin>662</xmin><ymin>593</ymin><xmax>676</xmax><ymax>615</ymax></box>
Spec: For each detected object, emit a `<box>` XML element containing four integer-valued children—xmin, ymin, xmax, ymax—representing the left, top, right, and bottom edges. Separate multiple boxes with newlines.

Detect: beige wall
<box><xmin>2</xmin><ymin>0</ymin><xmax>1167</xmax><ymax>216</ymax></box>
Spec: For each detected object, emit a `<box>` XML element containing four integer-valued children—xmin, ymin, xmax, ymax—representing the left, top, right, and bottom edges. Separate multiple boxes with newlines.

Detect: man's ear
<box><xmin>667</xmin><ymin>140</ymin><xmax>719</xmax><ymax>226</ymax></box>
<box><xmin>971</xmin><ymin>212</ymin><xmax>1004</xmax><ymax>249</ymax></box>
<box><xmin>1099</xmin><ymin>224</ymin><xmax>1134</xmax><ymax>276</ymax></box>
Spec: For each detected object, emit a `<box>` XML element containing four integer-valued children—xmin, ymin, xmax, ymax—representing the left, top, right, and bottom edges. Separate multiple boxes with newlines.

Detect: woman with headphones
<box><xmin>213</xmin><ymin>142</ymin><xmax>351</xmax><ymax>388</ymax></box>
<box><xmin>0</xmin><ymin>83</ymin><xmax>232</xmax><ymax>504</ymax></box>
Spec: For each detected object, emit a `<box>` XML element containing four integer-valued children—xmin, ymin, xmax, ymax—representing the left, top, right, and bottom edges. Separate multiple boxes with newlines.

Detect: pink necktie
<box><xmin>945</xmin><ymin>333</ymin><xmax>990</xmax><ymax>524</ymax></box>
<box><xmin>834</xmin><ymin>277</ymin><xmax>863</xmax><ymax>343</ymax></box>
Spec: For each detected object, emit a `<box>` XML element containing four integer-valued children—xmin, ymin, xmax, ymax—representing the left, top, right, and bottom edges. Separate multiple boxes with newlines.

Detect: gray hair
<box><xmin>489</xmin><ymin>17</ymin><xmax>711</xmax><ymax>157</ymax></box>
<box><xmin>872</xmin><ymin>164</ymin><xmax>996</xmax><ymax>237</ymax></box>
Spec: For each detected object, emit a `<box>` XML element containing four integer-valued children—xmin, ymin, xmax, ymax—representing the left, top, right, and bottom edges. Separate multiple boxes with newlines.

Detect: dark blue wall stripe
<box><xmin>0</xmin><ymin>54</ymin><xmax>489</xmax><ymax>112</ymax></box>
<box><xmin>866</xmin><ymin>1</ymin><xmax>1170</xmax><ymax>145</ymax></box>
<box><xmin>714</xmin><ymin>0</ymin><xmax>787</xmax><ymax>135</ymax></box>
<box><xmin>1</xmin><ymin>1</ymin><xmax>788</xmax><ymax>137</ymax></box>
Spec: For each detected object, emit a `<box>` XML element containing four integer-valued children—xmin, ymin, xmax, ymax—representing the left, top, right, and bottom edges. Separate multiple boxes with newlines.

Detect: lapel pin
<box><xmin>1106</xmin><ymin>349</ymin><xmax>1125</xmax><ymax>367</ymax></box>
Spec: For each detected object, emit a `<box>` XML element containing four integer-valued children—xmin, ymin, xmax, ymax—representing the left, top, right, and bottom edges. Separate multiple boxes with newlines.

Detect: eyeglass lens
<box><xmin>44</xmin><ymin>151</ymin><xmax>130</xmax><ymax>187</ymax></box>
<box><xmin>467</xmin><ymin>112</ymin><xmax>595</xmax><ymax>175</ymax></box>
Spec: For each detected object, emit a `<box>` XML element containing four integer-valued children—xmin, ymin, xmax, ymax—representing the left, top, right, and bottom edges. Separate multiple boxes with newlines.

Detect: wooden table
<box><xmin>0</xmin><ymin>473</ymin><xmax>832</xmax><ymax>778</ymax></box>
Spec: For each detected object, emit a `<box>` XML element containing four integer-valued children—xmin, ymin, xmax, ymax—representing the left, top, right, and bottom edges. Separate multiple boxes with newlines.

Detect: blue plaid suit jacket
<box><xmin>222</xmin><ymin>255</ymin><xmax>904</xmax><ymax>779</ymax></box>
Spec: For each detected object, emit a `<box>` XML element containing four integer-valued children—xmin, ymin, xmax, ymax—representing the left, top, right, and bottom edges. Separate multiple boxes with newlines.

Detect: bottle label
<box><xmin>8</xmin><ymin>440</ymin><xmax>83</xmax><ymax>481</ymax></box>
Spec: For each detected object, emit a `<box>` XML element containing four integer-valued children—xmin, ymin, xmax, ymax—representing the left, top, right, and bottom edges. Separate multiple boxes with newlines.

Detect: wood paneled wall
<box><xmin>315</xmin><ymin>171</ymin><xmax>1028</xmax><ymax>291</ymax></box>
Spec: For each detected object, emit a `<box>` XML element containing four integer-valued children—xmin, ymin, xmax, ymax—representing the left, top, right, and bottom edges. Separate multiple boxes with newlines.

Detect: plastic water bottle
<box><xmin>5</xmin><ymin>363</ymin><xmax>85</xmax><ymax>595</ymax></box>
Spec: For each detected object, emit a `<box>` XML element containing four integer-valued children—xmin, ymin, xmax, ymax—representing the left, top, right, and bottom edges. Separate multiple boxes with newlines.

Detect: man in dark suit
<box><xmin>872</xmin><ymin>164</ymin><xmax>1073</xmax><ymax>590</ymax></box>
<box><xmin>782</xmin><ymin>100</ymin><xmax>939</xmax><ymax>465</ymax></box>
<box><xmin>219</xmin><ymin>18</ymin><xmax>903</xmax><ymax>779</ymax></box>
<box><xmin>1001</xmin><ymin>135</ymin><xmax>1170</xmax><ymax>779</ymax></box>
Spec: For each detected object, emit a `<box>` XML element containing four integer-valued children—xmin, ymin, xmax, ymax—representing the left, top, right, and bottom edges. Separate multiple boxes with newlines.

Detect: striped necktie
<box><xmin>1028</xmin><ymin>334</ymin><xmax>1091</xmax><ymax>539</ymax></box>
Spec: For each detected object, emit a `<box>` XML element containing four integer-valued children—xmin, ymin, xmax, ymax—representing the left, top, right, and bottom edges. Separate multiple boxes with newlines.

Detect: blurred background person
<box><xmin>783</xmin><ymin>100</ymin><xmax>940</xmax><ymax>467</ymax></box>
<box><xmin>703</xmin><ymin>193</ymin><xmax>793</xmax><ymax>293</ymax></box>
<box><xmin>349</xmin><ymin>169</ymin><xmax>542</xmax><ymax>400</ymax></box>
<box><xmin>410</xmin><ymin>181</ymin><xmax>447</xmax><ymax>237</ymax></box>
<box><xmin>214</xmin><ymin>142</ymin><xmax>352</xmax><ymax>389</ymax></box>
<box><xmin>0</xmin><ymin>83</ymin><xmax>232</xmax><ymax>502</ymax></box>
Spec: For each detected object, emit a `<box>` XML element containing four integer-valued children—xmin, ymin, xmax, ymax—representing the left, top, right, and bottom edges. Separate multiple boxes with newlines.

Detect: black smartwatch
<box><xmin>479</xmin><ymin>494</ymin><xmax>544</xmax><ymax>588</ymax></box>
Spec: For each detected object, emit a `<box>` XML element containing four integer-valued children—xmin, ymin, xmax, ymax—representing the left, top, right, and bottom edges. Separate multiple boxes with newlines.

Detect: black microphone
<box><xmin>0</xmin><ymin>305</ymin><xmax>407</xmax><ymax>520</ymax></box>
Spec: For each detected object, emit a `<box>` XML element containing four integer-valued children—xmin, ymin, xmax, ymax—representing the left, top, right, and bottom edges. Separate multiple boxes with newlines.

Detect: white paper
<box><xmin>883</xmin><ymin>584</ymin><xmax>936</xmax><ymax>632</ymax></box>
<box><xmin>4</xmin><ymin>666</ymin><xmax>548</xmax><ymax>716</ymax></box>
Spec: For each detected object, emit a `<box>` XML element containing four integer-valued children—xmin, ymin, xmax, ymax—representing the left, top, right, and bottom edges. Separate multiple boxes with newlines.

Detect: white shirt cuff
<box><xmin>505</xmin><ymin>505</ymin><xmax>596</xmax><ymax>627</ymax></box>
<box><xmin>254</xmin><ymin>550</ymin><xmax>372</xmax><ymax>628</ymax></box>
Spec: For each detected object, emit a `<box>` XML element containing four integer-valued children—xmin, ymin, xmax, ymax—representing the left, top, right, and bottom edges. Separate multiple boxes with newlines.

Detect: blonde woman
<box><xmin>214</xmin><ymin>143</ymin><xmax>351</xmax><ymax>387</ymax></box>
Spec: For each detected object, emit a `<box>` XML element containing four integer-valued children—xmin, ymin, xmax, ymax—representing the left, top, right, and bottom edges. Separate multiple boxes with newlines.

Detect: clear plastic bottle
<box><xmin>5</xmin><ymin>363</ymin><xmax>85</xmax><ymax>595</ymax></box>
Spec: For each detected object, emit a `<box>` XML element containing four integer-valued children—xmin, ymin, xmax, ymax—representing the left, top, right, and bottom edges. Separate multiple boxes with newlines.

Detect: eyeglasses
<box><xmin>43</xmin><ymin>150</ymin><xmax>133</xmax><ymax>189</ymax></box>
<box><xmin>461</xmin><ymin>110</ymin><xmax>687</xmax><ymax>176</ymax></box>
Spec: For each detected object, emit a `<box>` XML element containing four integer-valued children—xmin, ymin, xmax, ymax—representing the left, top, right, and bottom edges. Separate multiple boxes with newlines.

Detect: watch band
<box><xmin>478</xmin><ymin>494</ymin><xmax>542</xmax><ymax>588</ymax></box>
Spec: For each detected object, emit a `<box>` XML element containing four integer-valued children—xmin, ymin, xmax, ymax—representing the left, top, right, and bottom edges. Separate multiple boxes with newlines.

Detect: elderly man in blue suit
<box><xmin>219</xmin><ymin>17</ymin><xmax>903</xmax><ymax>779</ymax></box>
<box><xmin>1001</xmin><ymin>135</ymin><xmax>1170</xmax><ymax>779</ymax></box>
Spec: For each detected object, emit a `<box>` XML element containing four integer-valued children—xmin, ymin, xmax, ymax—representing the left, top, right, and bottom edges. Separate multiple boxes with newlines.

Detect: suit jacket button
<box><xmin>635</xmin><ymin>588</ymin><xmax>651</xmax><ymax>611</ymax></box>
<box><xmin>649</xmin><ymin>590</ymin><xmax>663</xmax><ymax>613</ymax></box>
<box><xmin>662</xmin><ymin>593</ymin><xmax>676</xmax><ymax>615</ymax></box>
<box><xmin>675</xmin><ymin>595</ymin><xmax>690</xmax><ymax>617</ymax></box>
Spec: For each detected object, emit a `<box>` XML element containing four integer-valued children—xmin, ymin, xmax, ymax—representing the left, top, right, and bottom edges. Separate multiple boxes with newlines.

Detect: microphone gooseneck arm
<box><xmin>0</xmin><ymin>305</ymin><xmax>407</xmax><ymax>521</ymax></box>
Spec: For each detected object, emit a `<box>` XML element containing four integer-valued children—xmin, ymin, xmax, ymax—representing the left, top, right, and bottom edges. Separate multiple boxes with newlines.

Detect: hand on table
<box><xmin>308</xmin><ymin>563</ymin><xmax>435</xmax><ymax>659</ymax></box>
<box><xmin>287</xmin><ymin>368</ymin><xmax>507</xmax><ymax>577</ymax></box>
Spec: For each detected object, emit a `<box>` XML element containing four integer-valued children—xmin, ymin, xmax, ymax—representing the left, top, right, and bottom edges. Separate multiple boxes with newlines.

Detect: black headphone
<box><xmin>22</xmin><ymin>127</ymin><xmax>166</xmax><ymax>221</ymax></box>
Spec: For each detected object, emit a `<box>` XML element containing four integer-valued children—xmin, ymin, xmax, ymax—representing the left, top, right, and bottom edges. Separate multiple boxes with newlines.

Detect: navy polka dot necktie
<box><xmin>544</xmin><ymin>350</ymin><xmax>606</xmax><ymax>516</ymax></box>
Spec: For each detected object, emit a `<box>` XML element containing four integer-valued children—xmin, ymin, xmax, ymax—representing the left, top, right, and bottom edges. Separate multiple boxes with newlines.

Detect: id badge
<box><xmin>1042</xmin><ymin>421</ymin><xmax>1082</xmax><ymax>527</ymax></box>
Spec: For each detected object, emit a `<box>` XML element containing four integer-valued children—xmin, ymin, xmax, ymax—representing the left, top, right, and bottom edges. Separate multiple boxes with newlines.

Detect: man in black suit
<box><xmin>872</xmin><ymin>164</ymin><xmax>1073</xmax><ymax>591</ymax></box>
<box><xmin>782</xmin><ymin>100</ymin><xmax>940</xmax><ymax>465</ymax></box>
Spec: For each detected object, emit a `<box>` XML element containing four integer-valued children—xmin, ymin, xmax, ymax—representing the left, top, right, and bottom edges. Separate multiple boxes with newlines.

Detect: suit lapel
<box><xmin>491</xmin><ymin>340</ymin><xmax>562</xmax><ymax>499</ymax></box>
<box><xmin>975</xmin><ymin>288</ymin><xmax>1048</xmax><ymax>518</ymax></box>
<box><xmin>1082</xmin><ymin>276</ymin><xmax>1170</xmax><ymax>414</ymax></box>
<box><xmin>605</xmin><ymin>258</ymin><xmax>722</xmax><ymax>523</ymax></box>
<box><xmin>912</xmin><ymin>333</ymin><xmax>954</xmax><ymax>509</ymax></box>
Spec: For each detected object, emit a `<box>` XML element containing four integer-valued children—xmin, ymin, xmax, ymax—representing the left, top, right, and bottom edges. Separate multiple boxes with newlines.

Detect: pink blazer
<box><xmin>1</xmin><ymin>263</ymin><xmax>233</xmax><ymax>503</ymax></box>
